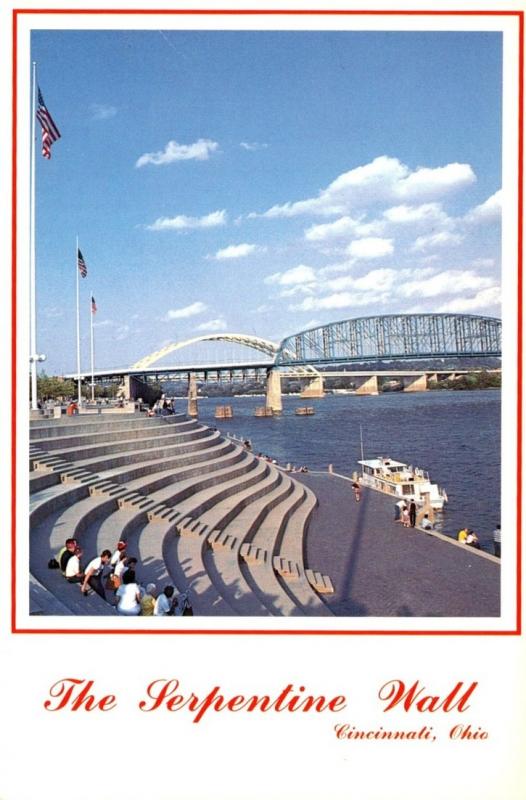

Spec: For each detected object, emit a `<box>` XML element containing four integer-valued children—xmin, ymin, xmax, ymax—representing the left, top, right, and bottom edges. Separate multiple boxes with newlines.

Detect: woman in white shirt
<box><xmin>115</xmin><ymin>570</ymin><xmax>141</xmax><ymax>616</ymax></box>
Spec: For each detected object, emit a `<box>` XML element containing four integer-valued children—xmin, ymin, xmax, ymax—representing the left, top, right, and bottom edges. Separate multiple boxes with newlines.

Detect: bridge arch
<box><xmin>130</xmin><ymin>333</ymin><xmax>280</xmax><ymax>370</ymax></box>
<box><xmin>275</xmin><ymin>313</ymin><xmax>502</xmax><ymax>366</ymax></box>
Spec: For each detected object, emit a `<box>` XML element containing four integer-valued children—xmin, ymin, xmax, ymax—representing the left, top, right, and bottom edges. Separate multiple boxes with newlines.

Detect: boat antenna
<box><xmin>359</xmin><ymin>424</ymin><xmax>365</xmax><ymax>474</ymax></box>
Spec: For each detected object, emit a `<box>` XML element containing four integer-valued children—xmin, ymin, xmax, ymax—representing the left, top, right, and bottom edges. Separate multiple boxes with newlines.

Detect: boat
<box><xmin>357</xmin><ymin>456</ymin><xmax>448</xmax><ymax>510</ymax></box>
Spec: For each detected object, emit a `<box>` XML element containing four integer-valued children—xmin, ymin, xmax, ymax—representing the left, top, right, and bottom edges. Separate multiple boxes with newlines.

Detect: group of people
<box><xmin>457</xmin><ymin>527</ymin><xmax>481</xmax><ymax>549</ymax></box>
<box><xmin>457</xmin><ymin>524</ymin><xmax>501</xmax><ymax>557</ymax></box>
<box><xmin>394</xmin><ymin>499</ymin><xmax>434</xmax><ymax>530</ymax></box>
<box><xmin>52</xmin><ymin>538</ymin><xmax>192</xmax><ymax>616</ymax></box>
<box><xmin>149</xmin><ymin>398</ymin><xmax>176</xmax><ymax>417</ymax></box>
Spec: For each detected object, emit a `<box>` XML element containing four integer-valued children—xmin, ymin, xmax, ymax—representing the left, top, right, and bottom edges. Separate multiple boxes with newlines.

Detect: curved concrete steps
<box><xmin>30</xmin><ymin>417</ymin><xmax>197</xmax><ymax>452</ymax></box>
<box><xmin>30</xmin><ymin>425</ymin><xmax>218</xmax><ymax>487</ymax></box>
<box><xmin>272</xmin><ymin>487</ymin><xmax>334</xmax><ymax>615</ymax></box>
<box><xmin>31</xmin><ymin>424</ymin><xmax>212</xmax><ymax>469</ymax></box>
<box><xmin>29</xmin><ymin>415</ymin><xmax>334</xmax><ymax>617</ymax></box>
<box><xmin>204</xmin><ymin>475</ymin><xmax>299</xmax><ymax>616</ymax></box>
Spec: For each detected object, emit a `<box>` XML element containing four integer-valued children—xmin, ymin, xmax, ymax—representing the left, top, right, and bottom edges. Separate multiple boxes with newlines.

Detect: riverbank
<box><xmin>295</xmin><ymin>473</ymin><xmax>500</xmax><ymax>617</ymax></box>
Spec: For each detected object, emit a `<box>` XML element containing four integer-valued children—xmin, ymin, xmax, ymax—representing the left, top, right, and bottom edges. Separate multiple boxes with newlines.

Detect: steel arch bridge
<box><xmin>275</xmin><ymin>313</ymin><xmax>502</xmax><ymax>366</ymax></box>
<box><xmin>130</xmin><ymin>333</ymin><xmax>280</xmax><ymax>370</ymax></box>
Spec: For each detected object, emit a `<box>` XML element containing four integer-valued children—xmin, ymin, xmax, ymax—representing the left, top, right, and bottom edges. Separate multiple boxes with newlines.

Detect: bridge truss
<box><xmin>275</xmin><ymin>314</ymin><xmax>502</xmax><ymax>366</ymax></box>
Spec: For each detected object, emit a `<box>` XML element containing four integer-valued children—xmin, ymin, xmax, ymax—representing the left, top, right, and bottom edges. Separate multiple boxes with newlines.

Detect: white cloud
<box><xmin>264</xmin><ymin>264</ymin><xmax>317</xmax><ymax>286</ymax></box>
<box><xmin>90</xmin><ymin>103</ymin><xmax>117</xmax><ymax>120</ymax></box>
<box><xmin>465</xmin><ymin>189</ymin><xmax>502</xmax><ymax>224</ymax></box>
<box><xmin>400</xmin><ymin>270</ymin><xmax>495</xmax><ymax>299</ymax></box>
<box><xmin>278</xmin><ymin>284</ymin><xmax>317</xmax><ymax>298</ymax></box>
<box><xmin>213</xmin><ymin>243</ymin><xmax>262</xmax><ymax>260</ymax></box>
<box><xmin>437</xmin><ymin>286</ymin><xmax>501</xmax><ymax>313</ymax></box>
<box><xmin>290</xmin><ymin>291</ymin><xmax>388</xmax><ymax>312</ymax></box>
<box><xmin>318</xmin><ymin>261</ymin><xmax>355</xmax><ymax>277</ymax></box>
<box><xmin>383</xmin><ymin>202</ymin><xmax>450</xmax><ymax>226</ymax></box>
<box><xmin>411</xmin><ymin>231</ymin><xmax>464</xmax><ymax>252</ymax></box>
<box><xmin>394</xmin><ymin>162</ymin><xmax>475</xmax><ymax>200</ymax></box>
<box><xmin>347</xmin><ymin>237</ymin><xmax>394</xmax><ymax>259</ymax></box>
<box><xmin>164</xmin><ymin>302</ymin><xmax>207</xmax><ymax>320</ymax></box>
<box><xmin>305</xmin><ymin>216</ymin><xmax>360</xmax><ymax>241</ymax></box>
<box><xmin>195</xmin><ymin>318</ymin><xmax>228</xmax><ymax>331</ymax></box>
<box><xmin>470</xmin><ymin>257</ymin><xmax>495</xmax><ymax>269</ymax></box>
<box><xmin>136</xmin><ymin>138</ymin><xmax>219</xmax><ymax>168</ymax></box>
<box><xmin>240</xmin><ymin>142</ymin><xmax>268</xmax><ymax>151</ymax></box>
<box><xmin>147</xmin><ymin>210</ymin><xmax>227</xmax><ymax>231</ymax></box>
<box><xmin>251</xmin><ymin>155</ymin><xmax>475</xmax><ymax>219</ymax></box>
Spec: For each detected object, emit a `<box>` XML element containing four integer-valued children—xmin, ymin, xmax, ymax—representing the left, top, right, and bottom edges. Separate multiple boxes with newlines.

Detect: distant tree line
<box><xmin>427</xmin><ymin>371</ymin><xmax>501</xmax><ymax>391</ymax></box>
<box><xmin>36</xmin><ymin>372</ymin><xmax>120</xmax><ymax>401</ymax></box>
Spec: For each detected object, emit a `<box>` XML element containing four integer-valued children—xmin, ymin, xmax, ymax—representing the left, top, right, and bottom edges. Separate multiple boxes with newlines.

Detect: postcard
<box><xmin>1</xmin><ymin>2</ymin><xmax>524</xmax><ymax>798</ymax></box>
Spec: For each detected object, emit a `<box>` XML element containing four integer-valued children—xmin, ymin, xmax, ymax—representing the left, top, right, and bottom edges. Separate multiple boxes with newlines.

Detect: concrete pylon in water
<box><xmin>266</xmin><ymin>368</ymin><xmax>282</xmax><ymax>414</ymax></box>
<box><xmin>187</xmin><ymin>374</ymin><xmax>198</xmax><ymax>417</ymax></box>
<box><xmin>300</xmin><ymin>374</ymin><xmax>324</xmax><ymax>398</ymax></box>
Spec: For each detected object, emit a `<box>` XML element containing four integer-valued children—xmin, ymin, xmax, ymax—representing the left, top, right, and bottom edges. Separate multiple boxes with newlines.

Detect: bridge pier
<box><xmin>354</xmin><ymin>375</ymin><xmax>379</xmax><ymax>395</ymax></box>
<box><xmin>402</xmin><ymin>374</ymin><xmax>428</xmax><ymax>392</ymax></box>
<box><xmin>266</xmin><ymin>369</ymin><xmax>282</xmax><ymax>414</ymax></box>
<box><xmin>300</xmin><ymin>375</ymin><xmax>325</xmax><ymax>398</ymax></box>
<box><xmin>187</xmin><ymin>374</ymin><xmax>198</xmax><ymax>417</ymax></box>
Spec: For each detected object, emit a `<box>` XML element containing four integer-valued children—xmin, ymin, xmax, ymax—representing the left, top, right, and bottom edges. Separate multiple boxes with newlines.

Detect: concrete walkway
<box><xmin>296</xmin><ymin>473</ymin><xmax>500</xmax><ymax>617</ymax></box>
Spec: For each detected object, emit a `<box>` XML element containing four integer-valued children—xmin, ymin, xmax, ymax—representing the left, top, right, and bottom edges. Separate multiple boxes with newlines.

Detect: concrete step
<box><xmin>29</xmin><ymin>413</ymin><xmax>188</xmax><ymax>439</ymax></box>
<box><xmin>112</xmin><ymin>445</ymin><xmax>247</xmax><ymax>509</ymax></box>
<box><xmin>84</xmin><ymin>435</ymin><xmax>234</xmax><ymax>488</ymax></box>
<box><xmin>30</xmin><ymin>425</ymin><xmax>213</xmax><ymax>464</ymax></box>
<box><xmin>30</xmin><ymin>418</ymin><xmax>199</xmax><ymax>452</ymax></box>
<box><xmin>239</xmin><ymin>544</ymin><xmax>268</xmax><ymax>565</ymax></box>
<box><xmin>117</xmin><ymin>450</ymin><xmax>259</xmax><ymax>523</ymax></box>
<box><xmin>30</xmin><ymin>574</ymin><xmax>76</xmax><ymax>616</ymax></box>
<box><xmin>189</xmin><ymin>460</ymin><xmax>275</xmax><ymax>531</ymax></box>
<box><xmin>132</xmin><ymin>517</ymin><xmax>237</xmax><ymax>616</ymax></box>
<box><xmin>53</xmin><ymin>428</ymin><xmax>222</xmax><ymax>478</ymax></box>
<box><xmin>273</xmin><ymin>557</ymin><xmax>301</xmax><ymax>580</ymax></box>
<box><xmin>305</xmin><ymin>569</ymin><xmax>335</xmax><ymax>594</ymax></box>
<box><xmin>272</xmin><ymin>487</ymin><xmax>334</xmax><ymax>616</ymax></box>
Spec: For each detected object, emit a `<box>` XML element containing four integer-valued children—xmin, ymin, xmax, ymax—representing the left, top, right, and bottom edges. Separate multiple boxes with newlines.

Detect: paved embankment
<box><xmin>296</xmin><ymin>472</ymin><xmax>500</xmax><ymax>617</ymax></box>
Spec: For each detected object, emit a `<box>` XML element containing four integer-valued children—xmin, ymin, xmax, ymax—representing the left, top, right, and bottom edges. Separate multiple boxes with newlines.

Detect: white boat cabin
<box><xmin>357</xmin><ymin>457</ymin><xmax>446</xmax><ymax>508</ymax></box>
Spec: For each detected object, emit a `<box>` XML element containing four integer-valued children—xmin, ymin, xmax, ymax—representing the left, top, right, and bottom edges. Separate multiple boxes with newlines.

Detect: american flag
<box><xmin>36</xmin><ymin>87</ymin><xmax>61</xmax><ymax>159</ymax></box>
<box><xmin>77</xmin><ymin>248</ymin><xmax>87</xmax><ymax>278</ymax></box>
<box><xmin>91</xmin><ymin>295</ymin><xmax>97</xmax><ymax>314</ymax></box>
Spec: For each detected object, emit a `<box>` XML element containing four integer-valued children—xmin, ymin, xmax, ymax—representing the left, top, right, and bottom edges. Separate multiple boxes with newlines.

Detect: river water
<box><xmin>191</xmin><ymin>389</ymin><xmax>500</xmax><ymax>552</ymax></box>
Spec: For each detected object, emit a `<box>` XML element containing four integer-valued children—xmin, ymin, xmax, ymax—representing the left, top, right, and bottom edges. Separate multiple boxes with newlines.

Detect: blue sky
<box><xmin>31</xmin><ymin>28</ymin><xmax>502</xmax><ymax>374</ymax></box>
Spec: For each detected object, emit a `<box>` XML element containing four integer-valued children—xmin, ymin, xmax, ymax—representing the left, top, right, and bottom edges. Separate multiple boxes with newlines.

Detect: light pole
<box><xmin>29</xmin><ymin>353</ymin><xmax>46</xmax><ymax>408</ymax></box>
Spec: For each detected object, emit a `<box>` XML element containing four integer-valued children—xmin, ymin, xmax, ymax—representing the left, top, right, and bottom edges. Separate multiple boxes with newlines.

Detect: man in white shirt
<box><xmin>493</xmin><ymin>525</ymin><xmax>501</xmax><ymax>558</ymax></box>
<box><xmin>154</xmin><ymin>585</ymin><xmax>175</xmax><ymax>616</ymax></box>
<box><xmin>81</xmin><ymin>550</ymin><xmax>112</xmax><ymax>598</ymax></box>
<box><xmin>65</xmin><ymin>547</ymin><xmax>84</xmax><ymax>584</ymax></box>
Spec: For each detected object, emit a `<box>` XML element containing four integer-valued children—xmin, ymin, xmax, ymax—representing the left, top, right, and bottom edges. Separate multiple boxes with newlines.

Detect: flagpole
<box><xmin>76</xmin><ymin>236</ymin><xmax>82</xmax><ymax>406</ymax></box>
<box><xmin>90</xmin><ymin>293</ymin><xmax>95</xmax><ymax>402</ymax></box>
<box><xmin>29</xmin><ymin>62</ymin><xmax>38</xmax><ymax>410</ymax></box>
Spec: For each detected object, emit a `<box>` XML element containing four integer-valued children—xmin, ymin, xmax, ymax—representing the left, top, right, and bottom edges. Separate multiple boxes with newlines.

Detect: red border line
<box><xmin>517</xmin><ymin>10</ymin><xmax>524</xmax><ymax>635</ymax></box>
<box><xmin>13</xmin><ymin>8</ymin><xmax>523</xmax><ymax>636</ymax></box>
<box><xmin>11</xmin><ymin>8</ymin><xmax>525</xmax><ymax>16</ymax></box>
<box><xmin>11</xmin><ymin>10</ymin><xmax>18</xmax><ymax>636</ymax></box>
